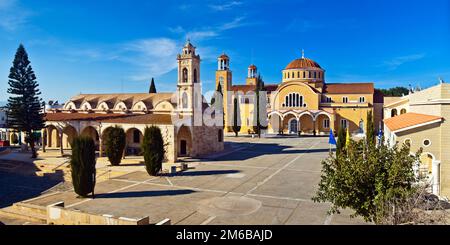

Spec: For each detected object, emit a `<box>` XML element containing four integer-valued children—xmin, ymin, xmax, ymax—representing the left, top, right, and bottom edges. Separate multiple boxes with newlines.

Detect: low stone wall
<box><xmin>46</xmin><ymin>202</ymin><xmax>150</xmax><ymax>225</ymax></box>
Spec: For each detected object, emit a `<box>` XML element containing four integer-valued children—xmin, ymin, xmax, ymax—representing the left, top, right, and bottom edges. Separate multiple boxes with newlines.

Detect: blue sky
<box><xmin>0</xmin><ymin>0</ymin><xmax>449</xmax><ymax>103</ymax></box>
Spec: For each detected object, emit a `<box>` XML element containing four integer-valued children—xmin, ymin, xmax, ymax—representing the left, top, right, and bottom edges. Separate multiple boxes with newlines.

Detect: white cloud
<box><xmin>384</xmin><ymin>54</ymin><xmax>426</xmax><ymax>70</ymax></box>
<box><xmin>209</xmin><ymin>1</ymin><xmax>242</xmax><ymax>11</ymax></box>
<box><xmin>0</xmin><ymin>0</ymin><xmax>32</xmax><ymax>31</ymax></box>
<box><xmin>177</xmin><ymin>16</ymin><xmax>248</xmax><ymax>42</ymax></box>
<box><xmin>121</xmin><ymin>38</ymin><xmax>179</xmax><ymax>81</ymax></box>
<box><xmin>168</xmin><ymin>26</ymin><xmax>185</xmax><ymax>34</ymax></box>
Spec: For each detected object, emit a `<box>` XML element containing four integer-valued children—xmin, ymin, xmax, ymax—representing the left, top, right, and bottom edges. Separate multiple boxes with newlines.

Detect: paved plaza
<box><xmin>1</xmin><ymin>136</ymin><xmax>368</xmax><ymax>225</ymax></box>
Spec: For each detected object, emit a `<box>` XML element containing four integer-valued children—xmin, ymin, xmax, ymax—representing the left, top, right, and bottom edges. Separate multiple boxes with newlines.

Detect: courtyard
<box><xmin>0</xmin><ymin>136</ymin><xmax>367</xmax><ymax>225</ymax></box>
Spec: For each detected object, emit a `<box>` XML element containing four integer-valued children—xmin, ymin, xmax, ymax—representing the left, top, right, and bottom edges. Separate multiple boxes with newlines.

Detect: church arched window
<box><xmin>391</xmin><ymin>109</ymin><xmax>398</xmax><ymax>117</ymax></box>
<box><xmin>182</xmin><ymin>68</ymin><xmax>188</xmax><ymax>83</ymax></box>
<box><xmin>284</xmin><ymin>93</ymin><xmax>304</xmax><ymax>107</ymax></box>
<box><xmin>194</xmin><ymin>69</ymin><xmax>198</xmax><ymax>83</ymax></box>
<box><xmin>182</xmin><ymin>92</ymin><xmax>188</xmax><ymax>109</ymax></box>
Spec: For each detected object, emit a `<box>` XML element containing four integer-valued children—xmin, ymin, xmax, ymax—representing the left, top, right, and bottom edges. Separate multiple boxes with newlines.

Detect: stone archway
<box><xmin>268</xmin><ymin>113</ymin><xmax>283</xmax><ymax>134</ymax></box>
<box><xmin>47</xmin><ymin>125</ymin><xmax>60</xmax><ymax>148</ymax></box>
<box><xmin>282</xmin><ymin>114</ymin><xmax>297</xmax><ymax>135</ymax></box>
<box><xmin>81</xmin><ymin>126</ymin><xmax>99</xmax><ymax>149</ymax></box>
<box><xmin>288</xmin><ymin>118</ymin><xmax>298</xmax><ymax>134</ymax></box>
<box><xmin>177</xmin><ymin>126</ymin><xmax>192</xmax><ymax>157</ymax></box>
<box><xmin>62</xmin><ymin>125</ymin><xmax>78</xmax><ymax>149</ymax></box>
<box><xmin>125</xmin><ymin>128</ymin><xmax>143</xmax><ymax>156</ymax></box>
<box><xmin>316</xmin><ymin>114</ymin><xmax>332</xmax><ymax>135</ymax></box>
<box><xmin>299</xmin><ymin>114</ymin><xmax>314</xmax><ymax>134</ymax></box>
<box><xmin>419</xmin><ymin>153</ymin><xmax>434</xmax><ymax>178</ymax></box>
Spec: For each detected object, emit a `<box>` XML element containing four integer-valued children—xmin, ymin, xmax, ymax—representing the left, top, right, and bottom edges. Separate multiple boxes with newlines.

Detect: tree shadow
<box><xmin>95</xmin><ymin>189</ymin><xmax>195</xmax><ymax>199</ymax></box>
<box><xmin>0</xmin><ymin>164</ymin><xmax>64</xmax><ymax>208</ymax></box>
<box><xmin>178</xmin><ymin>169</ymin><xmax>240</xmax><ymax>176</ymax></box>
<box><xmin>200</xmin><ymin>141</ymin><xmax>332</xmax><ymax>162</ymax></box>
<box><xmin>162</xmin><ymin>169</ymin><xmax>241</xmax><ymax>177</ymax></box>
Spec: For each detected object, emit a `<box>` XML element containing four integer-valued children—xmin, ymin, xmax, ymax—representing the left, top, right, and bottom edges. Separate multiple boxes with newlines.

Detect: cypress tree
<box><xmin>253</xmin><ymin>75</ymin><xmax>266</xmax><ymax>138</ymax></box>
<box><xmin>336</xmin><ymin>126</ymin><xmax>346</xmax><ymax>156</ymax></box>
<box><xmin>104</xmin><ymin>126</ymin><xmax>126</xmax><ymax>166</ymax></box>
<box><xmin>149</xmin><ymin>78</ymin><xmax>157</xmax><ymax>93</ymax></box>
<box><xmin>232</xmin><ymin>97</ymin><xmax>241</xmax><ymax>137</ymax></box>
<box><xmin>7</xmin><ymin>44</ymin><xmax>45</xmax><ymax>158</ymax></box>
<box><xmin>366</xmin><ymin>111</ymin><xmax>375</xmax><ymax>145</ymax></box>
<box><xmin>71</xmin><ymin>136</ymin><xmax>96</xmax><ymax>198</ymax></box>
<box><xmin>142</xmin><ymin>126</ymin><xmax>165</xmax><ymax>176</ymax></box>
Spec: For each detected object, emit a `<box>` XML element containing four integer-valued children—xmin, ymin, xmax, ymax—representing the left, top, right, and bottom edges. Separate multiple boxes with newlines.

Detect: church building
<box><xmin>217</xmin><ymin>51</ymin><xmax>384</xmax><ymax>135</ymax></box>
<box><xmin>43</xmin><ymin>41</ymin><xmax>224</xmax><ymax>163</ymax></box>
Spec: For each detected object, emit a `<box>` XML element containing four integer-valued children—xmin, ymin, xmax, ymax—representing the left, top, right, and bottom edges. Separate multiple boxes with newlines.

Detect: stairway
<box><xmin>0</xmin><ymin>202</ymin><xmax>47</xmax><ymax>224</ymax></box>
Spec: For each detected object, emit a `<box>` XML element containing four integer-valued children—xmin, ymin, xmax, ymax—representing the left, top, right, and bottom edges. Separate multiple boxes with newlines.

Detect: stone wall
<box><xmin>191</xmin><ymin>126</ymin><xmax>224</xmax><ymax>157</ymax></box>
<box><xmin>46</xmin><ymin>202</ymin><xmax>150</xmax><ymax>225</ymax></box>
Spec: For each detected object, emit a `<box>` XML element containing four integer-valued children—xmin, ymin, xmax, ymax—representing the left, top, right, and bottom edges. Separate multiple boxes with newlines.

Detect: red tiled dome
<box><xmin>285</xmin><ymin>58</ymin><xmax>322</xmax><ymax>70</ymax></box>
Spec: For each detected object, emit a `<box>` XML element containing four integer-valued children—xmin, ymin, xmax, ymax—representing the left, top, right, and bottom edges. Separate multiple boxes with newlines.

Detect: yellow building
<box><xmin>384</xmin><ymin>83</ymin><xmax>450</xmax><ymax>198</ymax></box>
<box><xmin>217</xmin><ymin>52</ymin><xmax>383</xmax><ymax>135</ymax></box>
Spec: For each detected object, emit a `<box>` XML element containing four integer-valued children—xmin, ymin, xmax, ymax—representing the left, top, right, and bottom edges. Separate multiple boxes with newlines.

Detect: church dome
<box><xmin>285</xmin><ymin>57</ymin><xmax>322</xmax><ymax>70</ymax></box>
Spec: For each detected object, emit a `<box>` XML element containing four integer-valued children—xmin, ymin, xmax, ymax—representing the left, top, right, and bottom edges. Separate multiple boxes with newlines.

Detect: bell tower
<box><xmin>246</xmin><ymin>64</ymin><xmax>257</xmax><ymax>85</ymax></box>
<box><xmin>216</xmin><ymin>53</ymin><xmax>232</xmax><ymax>130</ymax></box>
<box><xmin>176</xmin><ymin>39</ymin><xmax>202</xmax><ymax>117</ymax></box>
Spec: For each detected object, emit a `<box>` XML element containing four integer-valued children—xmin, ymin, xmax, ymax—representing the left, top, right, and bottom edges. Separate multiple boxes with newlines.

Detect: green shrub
<box><xmin>104</xmin><ymin>126</ymin><xmax>126</xmax><ymax>166</ymax></box>
<box><xmin>141</xmin><ymin>126</ymin><xmax>165</xmax><ymax>176</ymax></box>
<box><xmin>71</xmin><ymin>136</ymin><xmax>96</xmax><ymax>197</ymax></box>
<box><xmin>336</xmin><ymin>126</ymin><xmax>346</xmax><ymax>156</ymax></box>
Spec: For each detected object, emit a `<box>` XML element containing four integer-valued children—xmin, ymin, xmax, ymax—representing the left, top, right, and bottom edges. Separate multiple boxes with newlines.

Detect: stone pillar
<box><xmin>98</xmin><ymin>134</ymin><xmax>103</xmax><ymax>157</ymax></box>
<box><xmin>432</xmin><ymin>160</ymin><xmax>441</xmax><ymax>196</ymax></box>
<box><xmin>59</xmin><ymin>129</ymin><xmax>64</xmax><ymax>156</ymax></box>
<box><xmin>42</xmin><ymin>129</ymin><xmax>46</xmax><ymax>153</ymax></box>
<box><xmin>313</xmin><ymin>119</ymin><xmax>318</xmax><ymax>136</ymax></box>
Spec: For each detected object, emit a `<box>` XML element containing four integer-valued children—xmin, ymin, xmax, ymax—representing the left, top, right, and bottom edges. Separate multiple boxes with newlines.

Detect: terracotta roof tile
<box><xmin>45</xmin><ymin>113</ymin><xmax>129</xmax><ymax>122</ymax></box>
<box><xmin>230</xmin><ymin>85</ymin><xmax>256</xmax><ymax>93</ymax></box>
<box><xmin>102</xmin><ymin>114</ymin><xmax>173</xmax><ymax>125</ymax></box>
<box><xmin>323</xmin><ymin>83</ymin><xmax>374</xmax><ymax>94</ymax></box>
<box><xmin>384</xmin><ymin>113</ymin><xmax>443</xmax><ymax>132</ymax></box>
<box><xmin>264</xmin><ymin>84</ymin><xmax>279</xmax><ymax>92</ymax></box>
<box><xmin>285</xmin><ymin>58</ymin><xmax>322</xmax><ymax>70</ymax></box>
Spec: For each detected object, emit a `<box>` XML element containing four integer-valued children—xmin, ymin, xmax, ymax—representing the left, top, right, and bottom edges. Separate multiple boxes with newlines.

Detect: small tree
<box><xmin>366</xmin><ymin>111</ymin><xmax>375</xmax><ymax>145</ymax></box>
<box><xmin>142</xmin><ymin>126</ymin><xmax>165</xmax><ymax>176</ymax></box>
<box><xmin>149</xmin><ymin>78</ymin><xmax>157</xmax><ymax>93</ymax></box>
<box><xmin>71</xmin><ymin>136</ymin><xmax>96</xmax><ymax>198</ymax></box>
<box><xmin>104</xmin><ymin>126</ymin><xmax>126</xmax><ymax>166</ymax></box>
<box><xmin>336</xmin><ymin>126</ymin><xmax>346</xmax><ymax>155</ymax></box>
<box><xmin>232</xmin><ymin>97</ymin><xmax>241</xmax><ymax>137</ymax></box>
<box><xmin>253</xmin><ymin>75</ymin><xmax>267</xmax><ymax>138</ymax></box>
<box><xmin>313</xmin><ymin>137</ymin><xmax>447</xmax><ymax>224</ymax></box>
<box><xmin>6</xmin><ymin>44</ymin><xmax>45</xmax><ymax>158</ymax></box>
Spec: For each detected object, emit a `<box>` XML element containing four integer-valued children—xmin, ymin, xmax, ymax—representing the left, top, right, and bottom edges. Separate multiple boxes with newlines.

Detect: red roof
<box><xmin>323</xmin><ymin>83</ymin><xmax>374</xmax><ymax>94</ymax></box>
<box><xmin>102</xmin><ymin>114</ymin><xmax>173</xmax><ymax>125</ymax></box>
<box><xmin>384</xmin><ymin>113</ymin><xmax>443</xmax><ymax>132</ymax></box>
<box><xmin>264</xmin><ymin>84</ymin><xmax>279</xmax><ymax>92</ymax></box>
<box><xmin>230</xmin><ymin>85</ymin><xmax>256</xmax><ymax>93</ymax></box>
<box><xmin>45</xmin><ymin>113</ymin><xmax>129</xmax><ymax>122</ymax></box>
<box><xmin>285</xmin><ymin>58</ymin><xmax>322</xmax><ymax>70</ymax></box>
<box><xmin>219</xmin><ymin>54</ymin><xmax>229</xmax><ymax>59</ymax></box>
